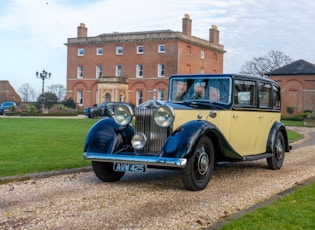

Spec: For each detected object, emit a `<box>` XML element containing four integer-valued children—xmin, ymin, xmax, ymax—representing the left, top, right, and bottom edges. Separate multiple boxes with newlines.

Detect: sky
<box><xmin>1</xmin><ymin>0</ymin><xmax>315</xmax><ymax>97</ymax></box>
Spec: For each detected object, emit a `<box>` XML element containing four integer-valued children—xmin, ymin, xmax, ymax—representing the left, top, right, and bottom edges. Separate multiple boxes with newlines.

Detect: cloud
<box><xmin>0</xmin><ymin>0</ymin><xmax>315</xmax><ymax>95</ymax></box>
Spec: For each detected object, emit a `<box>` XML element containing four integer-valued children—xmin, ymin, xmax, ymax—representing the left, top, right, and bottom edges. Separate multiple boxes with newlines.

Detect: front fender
<box><xmin>160</xmin><ymin>120</ymin><xmax>215</xmax><ymax>158</ymax></box>
<box><xmin>84</xmin><ymin>118</ymin><xmax>134</xmax><ymax>153</ymax></box>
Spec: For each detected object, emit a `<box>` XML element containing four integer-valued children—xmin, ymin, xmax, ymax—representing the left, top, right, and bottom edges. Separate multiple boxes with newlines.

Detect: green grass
<box><xmin>0</xmin><ymin>118</ymin><xmax>301</xmax><ymax>177</ymax></box>
<box><xmin>0</xmin><ymin>118</ymin><xmax>97</xmax><ymax>177</ymax></box>
<box><xmin>218</xmin><ymin>180</ymin><xmax>315</xmax><ymax>229</ymax></box>
<box><xmin>287</xmin><ymin>130</ymin><xmax>302</xmax><ymax>141</ymax></box>
<box><xmin>281</xmin><ymin>120</ymin><xmax>304</xmax><ymax>127</ymax></box>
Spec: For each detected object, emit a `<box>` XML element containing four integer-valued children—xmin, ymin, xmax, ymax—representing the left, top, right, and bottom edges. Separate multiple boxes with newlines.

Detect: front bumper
<box><xmin>84</xmin><ymin>152</ymin><xmax>187</xmax><ymax>168</ymax></box>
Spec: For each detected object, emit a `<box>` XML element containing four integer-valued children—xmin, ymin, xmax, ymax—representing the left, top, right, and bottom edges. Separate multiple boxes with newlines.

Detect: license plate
<box><xmin>113</xmin><ymin>163</ymin><xmax>147</xmax><ymax>172</ymax></box>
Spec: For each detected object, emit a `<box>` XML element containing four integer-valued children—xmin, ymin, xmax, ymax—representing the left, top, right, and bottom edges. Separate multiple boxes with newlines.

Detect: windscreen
<box><xmin>169</xmin><ymin>77</ymin><xmax>231</xmax><ymax>104</ymax></box>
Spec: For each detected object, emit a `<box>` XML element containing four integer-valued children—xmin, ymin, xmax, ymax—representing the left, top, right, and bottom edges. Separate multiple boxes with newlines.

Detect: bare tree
<box><xmin>18</xmin><ymin>83</ymin><xmax>37</xmax><ymax>102</ymax></box>
<box><xmin>240</xmin><ymin>50</ymin><xmax>293</xmax><ymax>77</ymax></box>
<box><xmin>47</xmin><ymin>84</ymin><xmax>66</xmax><ymax>102</ymax></box>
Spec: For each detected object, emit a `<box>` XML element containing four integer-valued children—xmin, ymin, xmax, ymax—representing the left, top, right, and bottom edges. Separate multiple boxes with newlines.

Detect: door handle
<box><xmin>233</xmin><ymin>114</ymin><xmax>239</xmax><ymax>118</ymax></box>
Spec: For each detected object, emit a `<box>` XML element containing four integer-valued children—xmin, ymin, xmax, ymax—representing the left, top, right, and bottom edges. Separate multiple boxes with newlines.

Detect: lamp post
<box><xmin>36</xmin><ymin>70</ymin><xmax>51</xmax><ymax>111</ymax></box>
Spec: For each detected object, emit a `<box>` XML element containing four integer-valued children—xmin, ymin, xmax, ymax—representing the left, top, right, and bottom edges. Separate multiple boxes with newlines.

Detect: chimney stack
<box><xmin>77</xmin><ymin>23</ymin><xmax>87</xmax><ymax>38</ymax></box>
<box><xmin>209</xmin><ymin>25</ymin><xmax>219</xmax><ymax>44</ymax></box>
<box><xmin>182</xmin><ymin>14</ymin><xmax>192</xmax><ymax>36</ymax></box>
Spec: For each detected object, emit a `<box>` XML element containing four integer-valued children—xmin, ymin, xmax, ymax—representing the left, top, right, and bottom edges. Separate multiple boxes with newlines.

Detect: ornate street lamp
<box><xmin>36</xmin><ymin>70</ymin><xmax>51</xmax><ymax>111</ymax></box>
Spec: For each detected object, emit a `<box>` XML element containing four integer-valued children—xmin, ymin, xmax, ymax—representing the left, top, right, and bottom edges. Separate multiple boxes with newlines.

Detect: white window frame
<box><xmin>200</xmin><ymin>68</ymin><xmax>205</xmax><ymax>74</ymax></box>
<box><xmin>78</xmin><ymin>48</ymin><xmax>84</xmax><ymax>56</ymax></box>
<box><xmin>96</xmin><ymin>47</ymin><xmax>103</xmax><ymax>55</ymax></box>
<box><xmin>77</xmin><ymin>66</ymin><xmax>84</xmax><ymax>78</ymax></box>
<box><xmin>158</xmin><ymin>64</ymin><xmax>165</xmax><ymax>77</ymax></box>
<box><xmin>201</xmin><ymin>50</ymin><xmax>205</xmax><ymax>59</ymax></box>
<box><xmin>158</xmin><ymin>44</ymin><xmax>166</xmax><ymax>53</ymax></box>
<box><xmin>136</xmin><ymin>90</ymin><xmax>143</xmax><ymax>106</ymax></box>
<box><xmin>136</xmin><ymin>64</ymin><xmax>143</xmax><ymax>78</ymax></box>
<box><xmin>116</xmin><ymin>64</ymin><xmax>122</xmax><ymax>77</ymax></box>
<box><xmin>137</xmin><ymin>45</ymin><xmax>144</xmax><ymax>54</ymax></box>
<box><xmin>77</xmin><ymin>90</ymin><xmax>83</xmax><ymax>106</ymax></box>
<box><xmin>96</xmin><ymin>65</ymin><xmax>102</xmax><ymax>78</ymax></box>
<box><xmin>116</xmin><ymin>46</ymin><xmax>123</xmax><ymax>55</ymax></box>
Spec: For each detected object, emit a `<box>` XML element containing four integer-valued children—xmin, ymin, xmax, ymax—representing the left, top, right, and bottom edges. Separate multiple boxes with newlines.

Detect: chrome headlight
<box><xmin>113</xmin><ymin>104</ymin><xmax>133</xmax><ymax>126</ymax></box>
<box><xmin>154</xmin><ymin>105</ymin><xmax>175</xmax><ymax>128</ymax></box>
<box><xmin>131</xmin><ymin>133</ymin><xmax>147</xmax><ymax>150</ymax></box>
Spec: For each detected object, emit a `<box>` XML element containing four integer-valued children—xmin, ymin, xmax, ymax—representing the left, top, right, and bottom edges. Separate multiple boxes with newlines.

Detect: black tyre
<box><xmin>267</xmin><ymin>132</ymin><xmax>285</xmax><ymax>170</ymax></box>
<box><xmin>91</xmin><ymin>112</ymin><xmax>99</xmax><ymax>118</ymax></box>
<box><xmin>180</xmin><ymin>136</ymin><xmax>215</xmax><ymax>191</ymax></box>
<box><xmin>92</xmin><ymin>161</ymin><xmax>125</xmax><ymax>182</ymax></box>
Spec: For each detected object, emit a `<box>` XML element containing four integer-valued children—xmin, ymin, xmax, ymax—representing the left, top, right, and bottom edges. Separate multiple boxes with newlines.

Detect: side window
<box><xmin>272</xmin><ymin>85</ymin><xmax>281</xmax><ymax>110</ymax></box>
<box><xmin>234</xmin><ymin>79</ymin><xmax>257</xmax><ymax>107</ymax></box>
<box><xmin>259</xmin><ymin>82</ymin><xmax>272</xmax><ymax>108</ymax></box>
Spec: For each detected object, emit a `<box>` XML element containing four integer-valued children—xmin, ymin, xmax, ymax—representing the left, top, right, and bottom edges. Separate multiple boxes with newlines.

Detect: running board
<box><xmin>243</xmin><ymin>153</ymin><xmax>273</xmax><ymax>161</ymax></box>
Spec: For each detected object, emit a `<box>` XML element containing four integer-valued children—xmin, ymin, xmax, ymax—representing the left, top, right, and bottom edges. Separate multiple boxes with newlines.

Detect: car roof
<box><xmin>169</xmin><ymin>74</ymin><xmax>278</xmax><ymax>85</ymax></box>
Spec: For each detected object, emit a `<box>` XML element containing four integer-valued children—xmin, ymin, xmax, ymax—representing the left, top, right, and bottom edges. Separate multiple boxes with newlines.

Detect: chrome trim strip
<box><xmin>84</xmin><ymin>152</ymin><xmax>187</xmax><ymax>168</ymax></box>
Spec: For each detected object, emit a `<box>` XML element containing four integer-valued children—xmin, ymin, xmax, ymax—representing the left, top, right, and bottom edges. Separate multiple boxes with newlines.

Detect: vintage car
<box><xmin>84</xmin><ymin>102</ymin><xmax>122</xmax><ymax>118</ymax></box>
<box><xmin>84</xmin><ymin>74</ymin><xmax>291</xmax><ymax>191</ymax></box>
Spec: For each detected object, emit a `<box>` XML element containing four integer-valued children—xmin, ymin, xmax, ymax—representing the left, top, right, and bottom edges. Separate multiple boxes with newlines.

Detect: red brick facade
<box><xmin>267</xmin><ymin>60</ymin><xmax>315</xmax><ymax>115</ymax></box>
<box><xmin>0</xmin><ymin>80</ymin><xmax>21</xmax><ymax>103</ymax></box>
<box><xmin>65</xmin><ymin>15</ymin><xmax>225</xmax><ymax>108</ymax></box>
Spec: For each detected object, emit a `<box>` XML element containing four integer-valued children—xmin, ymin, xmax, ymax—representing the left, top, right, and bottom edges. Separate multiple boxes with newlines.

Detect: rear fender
<box><xmin>84</xmin><ymin>118</ymin><xmax>134</xmax><ymax>153</ymax></box>
<box><xmin>266</xmin><ymin>122</ymin><xmax>291</xmax><ymax>152</ymax></box>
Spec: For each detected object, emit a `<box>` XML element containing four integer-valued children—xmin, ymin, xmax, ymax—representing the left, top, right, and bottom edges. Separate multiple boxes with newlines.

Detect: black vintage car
<box><xmin>84</xmin><ymin>102</ymin><xmax>122</xmax><ymax>118</ymax></box>
<box><xmin>84</xmin><ymin>74</ymin><xmax>291</xmax><ymax>190</ymax></box>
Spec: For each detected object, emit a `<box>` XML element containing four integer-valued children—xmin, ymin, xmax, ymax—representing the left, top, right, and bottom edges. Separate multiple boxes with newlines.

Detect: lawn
<box><xmin>0</xmin><ymin>118</ymin><xmax>97</xmax><ymax>177</ymax></box>
<box><xmin>218</xmin><ymin>180</ymin><xmax>315</xmax><ymax>229</ymax></box>
<box><xmin>0</xmin><ymin>117</ymin><xmax>302</xmax><ymax>177</ymax></box>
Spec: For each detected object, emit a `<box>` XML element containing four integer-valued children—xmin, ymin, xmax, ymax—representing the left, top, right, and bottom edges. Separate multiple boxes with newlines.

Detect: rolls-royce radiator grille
<box><xmin>135</xmin><ymin>107</ymin><xmax>168</xmax><ymax>154</ymax></box>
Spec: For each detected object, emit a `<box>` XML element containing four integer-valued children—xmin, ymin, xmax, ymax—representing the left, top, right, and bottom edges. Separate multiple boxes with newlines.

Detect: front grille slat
<box><xmin>135</xmin><ymin>107</ymin><xmax>168</xmax><ymax>155</ymax></box>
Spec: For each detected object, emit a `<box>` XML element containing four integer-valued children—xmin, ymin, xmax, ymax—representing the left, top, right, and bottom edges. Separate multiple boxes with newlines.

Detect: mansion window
<box><xmin>96</xmin><ymin>47</ymin><xmax>103</xmax><ymax>55</ymax></box>
<box><xmin>77</xmin><ymin>90</ymin><xmax>83</xmax><ymax>106</ymax></box>
<box><xmin>77</xmin><ymin>66</ymin><xmax>84</xmax><ymax>78</ymax></box>
<box><xmin>116</xmin><ymin>65</ymin><xmax>122</xmax><ymax>77</ymax></box>
<box><xmin>201</xmin><ymin>50</ymin><xmax>205</xmax><ymax>59</ymax></box>
<box><xmin>158</xmin><ymin>64</ymin><xmax>165</xmax><ymax>77</ymax></box>
<box><xmin>78</xmin><ymin>48</ymin><xmax>84</xmax><ymax>56</ymax></box>
<box><xmin>96</xmin><ymin>65</ymin><xmax>102</xmax><ymax>78</ymax></box>
<box><xmin>137</xmin><ymin>46</ymin><xmax>144</xmax><ymax>54</ymax></box>
<box><xmin>136</xmin><ymin>64</ymin><xmax>143</xmax><ymax>78</ymax></box>
<box><xmin>158</xmin><ymin>90</ymin><xmax>165</xmax><ymax>100</ymax></box>
<box><xmin>158</xmin><ymin>44</ymin><xmax>166</xmax><ymax>53</ymax></box>
<box><xmin>116</xmin><ymin>46</ymin><xmax>123</xmax><ymax>55</ymax></box>
<box><xmin>136</xmin><ymin>90</ymin><xmax>143</xmax><ymax>106</ymax></box>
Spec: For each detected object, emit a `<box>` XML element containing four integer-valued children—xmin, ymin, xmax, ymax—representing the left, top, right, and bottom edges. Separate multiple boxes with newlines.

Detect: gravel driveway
<box><xmin>1</xmin><ymin>127</ymin><xmax>315</xmax><ymax>229</ymax></box>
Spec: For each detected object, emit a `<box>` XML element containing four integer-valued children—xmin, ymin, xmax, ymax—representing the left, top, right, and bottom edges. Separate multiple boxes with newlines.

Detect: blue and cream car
<box><xmin>84</xmin><ymin>74</ymin><xmax>291</xmax><ymax>191</ymax></box>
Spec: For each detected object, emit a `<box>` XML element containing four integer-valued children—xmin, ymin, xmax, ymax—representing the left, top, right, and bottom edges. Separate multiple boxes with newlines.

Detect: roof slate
<box><xmin>267</xmin><ymin>59</ymin><xmax>315</xmax><ymax>75</ymax></box>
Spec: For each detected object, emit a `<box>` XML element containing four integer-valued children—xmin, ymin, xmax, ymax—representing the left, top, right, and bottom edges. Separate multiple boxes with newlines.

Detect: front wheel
<box><xmin>267</xmin><ymin>132</ymin><xmax>285</xmax><ymax>170</ymax></box>
<box><xmin>92</xmin><ymin>161</ymin><xmax>125</xmax><ymax>182</ymax></box>
<box><xmin>180</xmin><ymin>136</ymin><xmax>215</xmax><ymax>191</ymax></box>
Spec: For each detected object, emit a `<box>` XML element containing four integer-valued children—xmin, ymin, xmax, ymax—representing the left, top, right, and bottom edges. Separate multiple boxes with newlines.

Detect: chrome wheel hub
<box><xmin>197</xmin><ymin>146</ymin><xmax>209</xmax><ymax>175</ymax></box>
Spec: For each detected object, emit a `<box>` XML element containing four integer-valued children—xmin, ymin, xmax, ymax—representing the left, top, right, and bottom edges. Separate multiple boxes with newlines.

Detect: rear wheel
<box><xmin>267</xmin><ymin>132</ymin><xmax>285</xmax><ymax>170</ymax></box>
<box><xmin>180</xmin><ymin>136</ymin><xmax>214</xmax><ymax>191</ymax></box>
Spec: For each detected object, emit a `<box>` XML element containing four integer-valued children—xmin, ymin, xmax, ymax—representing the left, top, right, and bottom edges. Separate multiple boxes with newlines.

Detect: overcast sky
<box><xmin>1</xmin><ymin>0</ymin><xmax>315</xmax><ymax>96</ymax></box>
